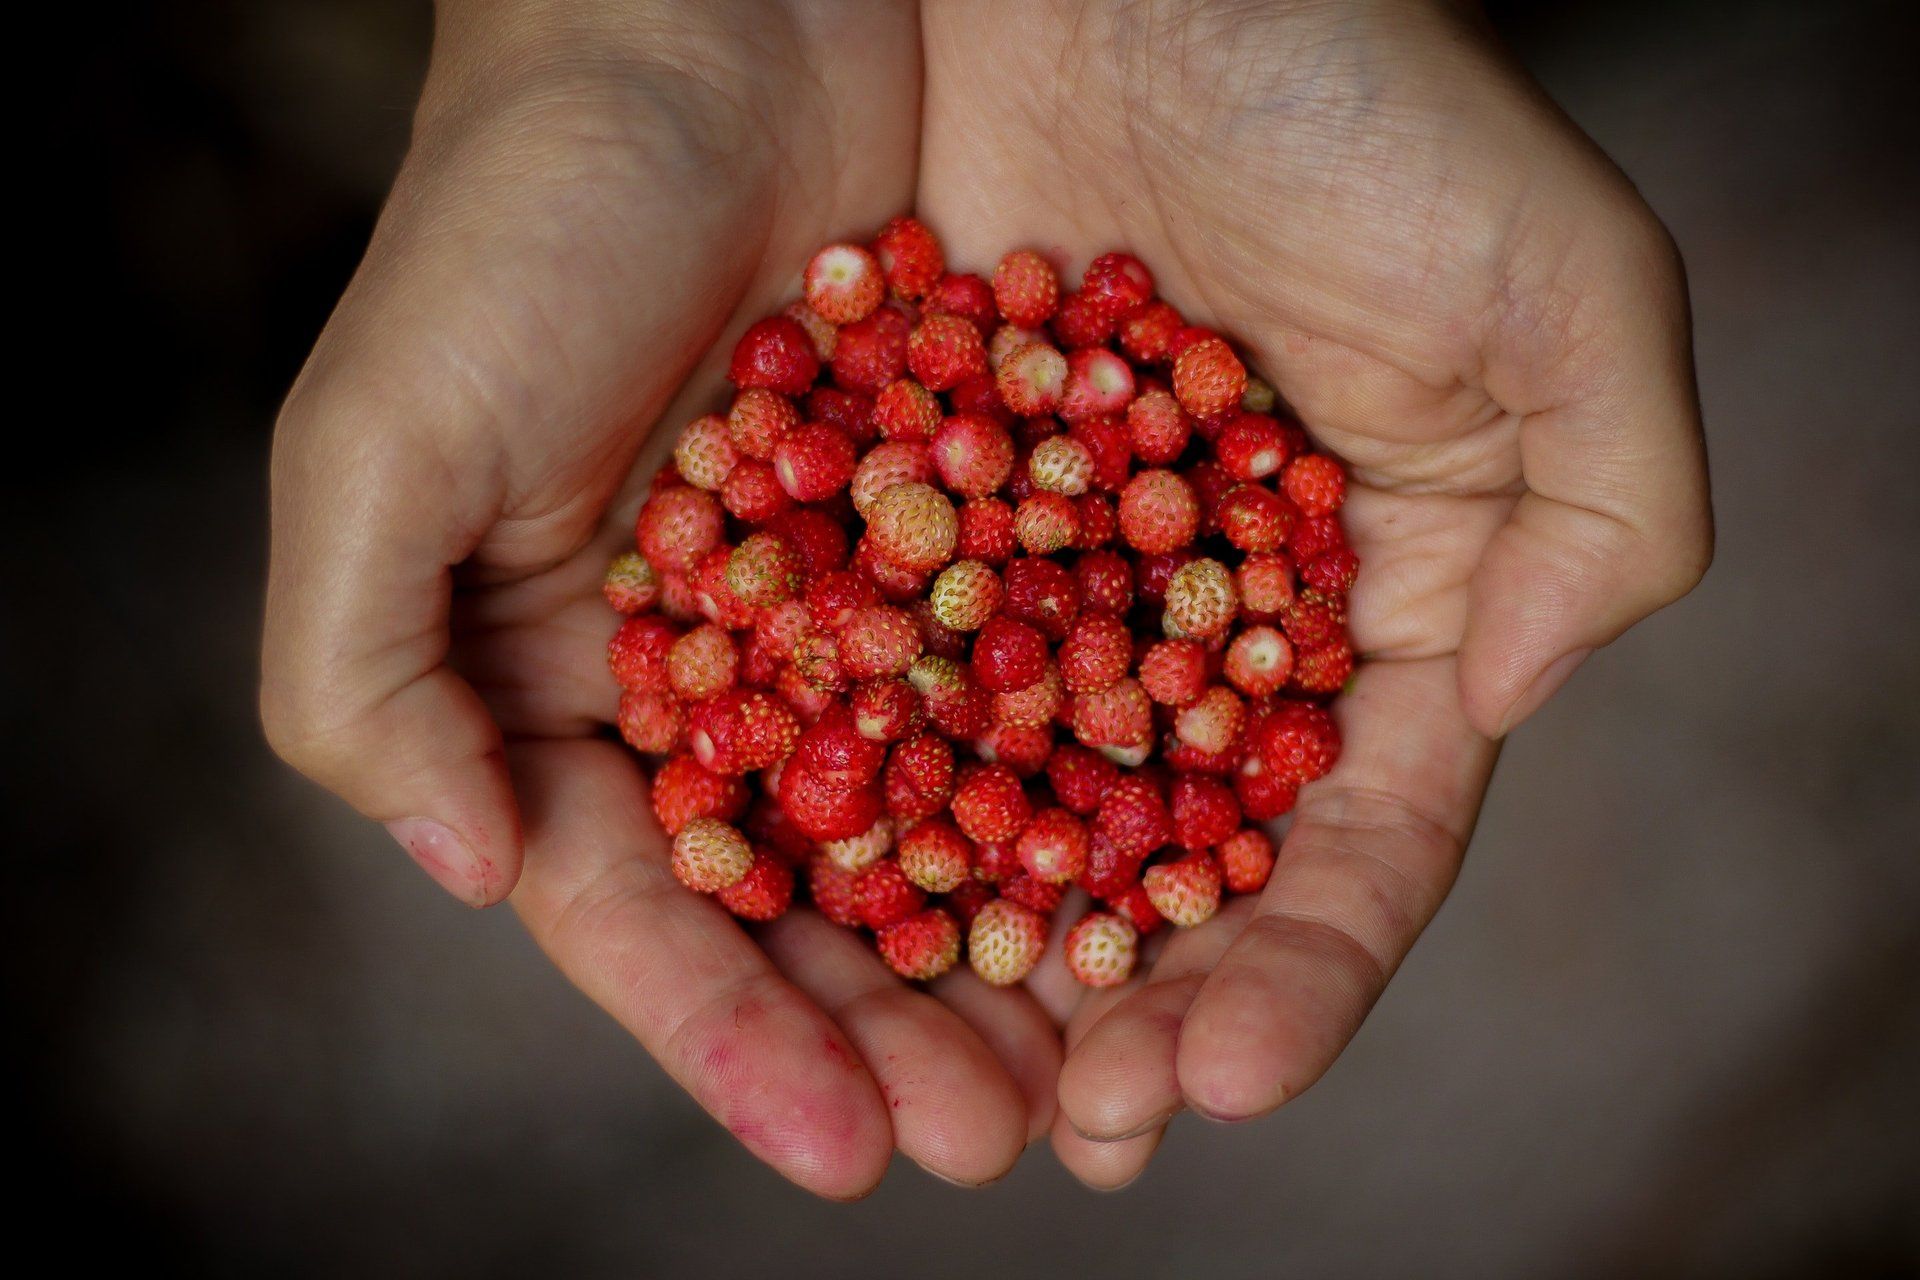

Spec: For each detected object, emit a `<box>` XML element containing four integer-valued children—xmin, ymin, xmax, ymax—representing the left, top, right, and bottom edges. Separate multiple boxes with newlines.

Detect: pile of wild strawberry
<box><xmin>604</xmin><ymin>217</ymin><xmax>1349</xmax><ymax>989</ymax></box>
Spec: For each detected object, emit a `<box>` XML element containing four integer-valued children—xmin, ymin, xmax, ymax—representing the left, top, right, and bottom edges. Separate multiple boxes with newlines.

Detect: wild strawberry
<box><xmin>976</xmin><ymin>720</ymin><xmax>1055</xmax><ymax>775</ymax></box>
<box><xmin>1119</xmin><ymin>469</ymin><xmax>1200</xmax><ymax>554</ymax></box>
<box><xmin>1280</xmin><ymin>590</ymin><xmax>1347</xmax><ymax>649</ymax></box>
<box><xmin>650</xmin><ymin>755</ymin><xmax>748</xmax><ymax>836</ymax></box>
<box><xmin>618</xmin><ymin>690</ymin><xmax>681</xmax><ymax>755</ymax></box>
<box><xmin>784</xmin><ymin>299</ymin><xmax>837</xmax><ymax>362</ymax></box>
<box><xmin>850</xmin><ymin>678</ymin><xmax>923</xmax><ymax>741</ymax></box>
<box><xmin>1080</xmin><ymin>251</ymin><xmax>1155</xmax><ymax>320</ymax></box>
<box><xmin>1171</xmin><ymin>335</ymin><xmax>1245</xmax><ymax>418</ymax></box>
<box><xmin>716</xmin><ymin>850</ymin><xmax>795</xmax><ymax>920</ymax></box>
<box><xmin>1188</xmin><ymin>459</ymin><xmax>1237</xmax><ymax>535</ymax></box>
<box><xmin>1291</xmin><ymin>640</ymin><xmax>1355</xmax><ymax>695</ymax></box>
<box><xmin>897</xmin><ymin>818</ymin><xmax>973</xmax><ymax>892</ymax></box>
<box><xmin>1301</xmin><ymin>547</ymin><xmax>1360</xmax><ymax>595</ymax></box>
<box><xmin>602</xmin><ymin>551</ymin><xmax>661</xmax><ymax>615</ymax></box>
<box><xmin>1134</xmin><ymin>550</ymin><xmax>1194</xmax><ymax>608</ymax></box>
<box><xmin>1170</xmin><ymin>775</ymin><xmax>1240</xmax><ymax>850</ymax></box>
<box><xmin>689</xmin><ymin>546</ymin><xmax>755</xmax><ymax>630</ymax></box>
<box><xmin>1046</xmin><ymin>744</ymin><xmax>1121</xmax><ymax>816</ymax></box>
<box><xmin>1069</xmin><ymin>413</ymin><xmax>1132</xmax><ymax>489</ymax></box>
<box><xmin>1237</xmin><ymin>552</ymin><xmax>1296</xmax><ymax>621</ymax></box>
<box><xmin>1058</xmin><ymin>613</ymin><xmax>1132</xmax><ymax>694</ymax></box>
<box><xmin>1060</xmin><ymin>349</ymin><xmax>1136</xmax><ymax>423</ymax></box>
<box><xmin>907</xmin><ymin>312</ymin><xmax>988</xmax><ymax>392</ymax></box>
<box><xmin>765</xmin><ymin>507</ymin><xmax>847</xmax><ymax>578</ymax></box>
<box><xmin>928</xmin><ymin>560</ymin><xmax>1002</xmax><ymax>631</ymax></box>
<box><xmin>873</xmin><ymin>378</ymin><xmax>942</xmax><ymax>442</ymax></box>
<box><xmin>950</xmin><ymin>762</ymin><xmax>1032</xmax><ymax>842</ymax></box>
<box><xmin>932</xmin><ymin>413</ymin><xmax>1016</xmax><ymax>498</ymax></box>
<box><xmin>915</xmin><ymin>659</ymin><xmax>992</xmax><ymax>739</ymax></box>
<box><xmin>1078</xmin><ymin>830</ymin><xmax>1144</xmax><ymax>898</ymax></box>
<box><xmin>770</xmin><ymin>423</ymin><xmax>856</xmax><ymax>503</ymax></box>
<box><xmin>1071</xmin><ymin>677</ymin><xmax>1153</xmax><ymax>750</ymax></box>
<box><xmin>1137</xmin><ymin>637</ymin><xmax>1207</xmax><ymax>706</ymax></box>
<box><xmin>967</xmin><ymin>900</ymin><xmax>1048</xmax><ymax>986</ymax></box>
<box><xmin>1000</xmin><ymin>871</ymin><xmax>1066</xmax><ymax>915</ymax></box>
<box><xmin>655</xmin><ymin>571</ymin><xmax>702</xmax><ymax>624</ymax></box>
<box><xmin>738</xmin><ymin>630</ymin><xmax>787</xmax><ymax>689</ymax></box>
<box><xmin>1014</xmin><ymin>492</ymin><xmax>1079</xmax><ymax>554</ymax></box>
<box><xmin>1118</xmin><ymin>300</ymin><xmax>1183</xmax><ymax>364</ymax></box>
<box><xmin>635</xmin><ymin>487</ymin><xmax>724</xmax><ymax>574</ymax></box>
<box><xmin>1283</xmin><ymin>453</ymin><xmax>1346</xmax><ymax>516</ymax></box>
<box><xmin>1105</xmin><ymin>881</ymin><xmax>1166</xmax><ymax>936</ymax></box>
<box><xmin>1289</xmin><ymin>512</ymin><xmax>1347</xmax><ymax>564</ymax></box>
<box><xmin>1215</xmin><ymin>487</ymin><xmax>1291</xmax><ymax>556</ymax></box>
<box><xmin>1073</xmin><ymin>550</ymin><xmax>1134</xmax><ymax>615</ymax></box>
<box><xmin>995</xmin><ymin>342</ymin><xmax>1068</xmax><ymax>416</ymax></box>
<box><xmin>909</xmin><ymin>598</ymin><xmax>969</xmax><ymax>660</ymax></box>
<box><xmin>955</xmin><ymin>496</ymin><xmax>1017</xmax><ymax>562</ymax></box>
<box><xmin>1164</xmin><ymin>558</ymin><xmax>1238</xmax><ymax>640</ymax></box>
<box><xmin>1216</xmin><ymin>413</ymin><xmax>1289</xmax><ymax>481</ymax></box>
<box><xmin>1016</xmin><ymin>807</ymin><xmax>1091</xmax><ymax>884</ymax></box>
<box><xmin>800</xmin><ymin>571</ymin><xmax>876</xmax><ymax>634</ymax></box>
<box><xmin>1096</xmin><ymin>775</ymin><xmax>1173</xmax><ymax>858</ymax></box>
<box><xmin>944</xmin><ymin>880</ymin><xmax>995</xmax><ymax>931</ymax></box>
<box><xmin>1217</xmin><ymin>828</ymin><xmax>1276</xmax><ymax>894</ymax></box>
<box><xmin>971</xmin><ymin>616</ymin><xmax>1049</xmax><ymax>693</ymax></box>
<box><xmin>866</xmin><ymin>481</ymin><xmax>958</xmax><ymax>572</ymax></box>
<box><xmin>991</xmin><ymin>664</ymin><xmax>1065</xmax><ymax>728</ymax></box>
<box><xmin>925</xmin><ymin>271</ymin><xmax>998</xmax><ymax>336</ymax></box>
<box><xmin>608</xmin><ymin>615</ymin><xmax>678</xmax><ymax>693</ymax></box>
<box><xmin>807</xmin><ymin>854</ymin><xmax>865</xmax><ymax>926</ymax></box>
<box><xmin>838</xmin><ymin>605</ymin><xmax>922</xmax><ymax>680</ymax></box>
<box><xmin>820</xmin><ymin>816</ymin><xmax>895</xmax><ymax>872</ymax></box>
<box><xmin>780</xmin><ymin>764</ymin><xmax>884</xmax><ymax>841</ymax></box>
<box><xmin>1064</xmin><ymin>912</ymin><xmax>1139</xmax><ymax>988</ymax></box>
<box><xmin>878</xmin><ymin>909</ymin><xmax>962</xmax><ymax>981</ymax></box>
<box><xmin>725</xmin><ymin>532</ymin><xmax>804</xmax><ymax>607</ymax></box>
<box><xmin>1051</xmin><ymin>290</ymin><xmax>1115</xmax><ymax>349</ymax></box>
<box><xmin>729</xmin><ymin>315</ymin><xmax>820</xmax><ymax>396</ymax></box>
<box><xmin>1028</xmin><ymin>434</ymin><xmax>1094</xmax><ymax>496</ymax></box>
<box><xmin>830</xmin><ymin>305</ymin><xmax>911</xmax><ymax>393</ymax></box>
<box><xmin>1255</xmin><ymin>701</ymin><xmax>1342</xmax><ymax>785</ymax></box>
<box><xmin>671</xmin><ymin>817</ymin><xmax>753</xmax><ymax>893</ymax></box>
<box><xmin>673</xmin><ymin>413</ymin><xmax>739</xmax><ymax>490</ymax></box>
<box><xmin>854</xmin><ymin>859</ymin><xmax>928</xmax><ymax>929</ymax></box>
<box><xmin>872</xmin><ymin>215</ymin><xmax>944</xmax><ymax>300</ymax></box>
<box><xmin>804</xmin><ymin>242</ymin><xmax>885</xmax><ymax>324</ymax></box>
<box><xmin>986</xmin><ymin>249</ymin><xmax>1058</xmax><ymax>328</ymax></box>
<box><xmin>1175</xmin><ymin>685</ymin><xmax>1244</xmax><ymax>756</ymax></box>
<box><xmin>853</xmin><ymin>535</ymin><xmax>933</xmax><ymax>603</ymax></box>
<box><xmin>793</xmin><ymin>704</ymin><xmax>887</xmax><ymax>786</ymax></box>
<box><xmin>690</xmin><ymin>690</ymin><xmax>799</xmax><ymax>774</ymax></box>
<box><xmin>998</xmin><ymin>557</ymin><xmax>1080</xmax><ymax>640</ymax></box>
<box><xmin>667</xmin><ymin>625</ymin><xmax>737</xmax><ymax>702</ymax></box>
<box><xmin>1224</xmin><ymin>625</ymin><xmax>1295</xmax><ymax>696</ymax></box>
<box><xmin>720</xmin><ymin>458</ymin><xmax>792</xmax><ymax>524</ymax></box>
<box><xmin>972</xmin><ymin>839</ymin><xmax>1021</xmax><ymax>883</ymax></box>
<box><xmin>775</xmin><ymin>663</ymin><xmax>836</xmax><ymax>722</ymax></box>
<box><xmin>851</xmin><ymin>439</ymin><xmax>934</xmax><ymax>516</ymax></box>
<box><xmin>1143</xmin><ymin>853</ymin><xmax>1222</xmax><ymax>927</ymax></box>
<box><xmin>1127</xmin><ymin>387</ymin><xmax>1190</xmax><ymax>464</ymax></box>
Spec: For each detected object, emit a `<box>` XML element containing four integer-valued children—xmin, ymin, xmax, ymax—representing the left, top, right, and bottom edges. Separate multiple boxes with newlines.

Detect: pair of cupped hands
<box><xmin>262</xmin><ymin>0</ymin><xmax>1710</xmax><ymax>1193</ymax></box>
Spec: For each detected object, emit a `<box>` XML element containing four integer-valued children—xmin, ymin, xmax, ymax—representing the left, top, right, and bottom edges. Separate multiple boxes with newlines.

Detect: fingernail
<box><xmin>1077</xmin><ymin>1107</ymin><xmax>1180</xmax><ymax>1143</ymax></box>
<box><xmin>1496</xmin><ymin>647</ymin><xmax>1592</xmax><ymax>737</ymax></box>
<box><xmin>386</xmin><ymin>818</ymin><xmax>495</xmax><ymax>907</ymax></box>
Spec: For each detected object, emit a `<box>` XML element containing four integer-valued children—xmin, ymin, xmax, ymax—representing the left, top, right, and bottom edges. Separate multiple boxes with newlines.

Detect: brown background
<box><xmin>9</xmin><ymin>0</ymin><xmax>1918</xmax><ymax>1275</ymax></box>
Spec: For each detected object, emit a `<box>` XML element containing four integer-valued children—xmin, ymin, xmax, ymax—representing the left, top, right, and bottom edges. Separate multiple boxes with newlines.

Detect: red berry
<box><xmin>872</xmin><ymin>378</ymin><xmax>943</xmax><ymax>442</ymax></box>
<box><xmin>971</xmin><ymin>616</ymin><xmax>1049</xmax><ymax>693</ymax></box>
<box><xmin>1016</xmin><ymin>807</ymin><xmax>1091</xmax><ymax>884</ymax></box>
<box><xmin>1218</xmin><ymin>828</ymin><xmax>1277</xmax><ymax>894</ymax></box>
<box><xmin>716</xmin><ymin>850</ymin><xmax>796</xmax><ymax>921</ymax></box>
<box><xmin>1074</xmin><ymin>549</ymin><xmax>1135</xmax><ymax>615</ymax></box>
<box><xmin>907</xmin><ymin>312</ymin><xmax>989</xmax><ymax>392</ymax></box>
<box><xmin>1051</xmin><ymin>290</ymin><xmax>1115</xmax><ymax>349</ymax></box>
<box><xmin>1064</xmin><ymin>911</ymin><xmax>1139</xmax><ymax>987</ymax></box>
<box><xmin>872</xmin><ymin>215</ymin><xmax>944</xmax><ymax>300</ymax></box>
<box><xmin>617</xmin><ymin>690</ymin><xmax>682</xmax><ymax>755</ymax></box>
<box><xmin>772</xmin><ymin>423</ymin><xmax>857</xmax><ymax>502</ymax></box>
<box><xmin>866</xmin><ymin>481</ymin><xmax>958</xmax><ymax>573</ymax></box>
<box><xmin>950</xmin><ymin>762</ymin><xmax>1032</xmax><ymax>842</ymax></box>
<box><xmin>1254</xmin><ymin>702</ymin><xmax>1342</xmax><ymax>785</ymax></box>
<box><xmin>992</xmin><ymin>249</ymin><xmax>1061</xmax><ymax>328</ymax></box>
<box><xmin>1096</xmin><ymin>775</ymin><xmax>1173</xmax><ymax>858</ymax></box>
<box><xmin>1046</xmin><ymin>744</ymin><xmax>1121</xmax><ymax>816</ymax></box>
<box><xmin>854</xmin><ymin>859</ymin><xmax>928</xmax><ymax>929</ymax></box>
<box><xmin>667</xmin><ymin>624</ymin><xmax>738</xmax><ymax>702</ymax></box>
<box><xmin>1283</xmin><ymin>453</ymin><xmax>1346</xmax><ymax>517</ymax></box>
<box><xmin>1224</xmin><ymin>625</ymin><xmax>1295</xmax><ymax>696</ymax></box>
<box><xmin>877</xmin><ymin>909</ymin><xmax>962</xmax><ymax>980</ymax></box>
<box><xmin>1171</xmin><ymin>335</ymin><xmax>1245</xmax><ymax>418</ymax></box>
<box><xmin>636</xmin><ymin>487</ymin><xmax>724</xmax><ymax>574</ymax></box>
<box><xmin>804</xmin><ymin>243</ymin><xmax>885</xmax><ymax>324</ymax></box>
<box><xmin>1080</xmin><ymin>251</ymin><xmax>1155</xmax><ymax>320</ymax></box>
<box><xmin>897</xmin><ymin>818</ymin><xmax>974</xmax><ymax>892</ymax></box>
<box><xmin>1058</xmin><ymin>612</ymin><xmax>1132</xmax><ymax>695</ymax></box>
<box><xmin>955</xmin><ymin>497</ymin><xmax>1017</xmax><ymax>563</ymax></box>
<box><xmin>830</xmin><ymin>305</ymin><xmax>912</xmax><ymax>393</ymax></box>
<box><xmin>650</xmin><ymin>755</ymin><xmax>748</xmax><ymax>836</ymax></box>
<box><xmin>932</xmin><ymin>413</ymin><xmax>1016</xmax><ymax>498</ymax></box>
<box><xmin>1118</xmin><ymin>469</ymin><xmax>1200</xmax><ymax>554</ymax></box>
<box><xmin>1143</xmin><ymin>853</ymin><xmax>1222</xmax><ymax>927</ymax></box>
<box><xmin>1170</xmin><ymin>775</ymin><xmax>1240</xmax><ymax>850</ymax></box>
<box><xmin>729</xmin><ymin>316</ymin><xmax>820</xmax><ymax>396</ymax></box>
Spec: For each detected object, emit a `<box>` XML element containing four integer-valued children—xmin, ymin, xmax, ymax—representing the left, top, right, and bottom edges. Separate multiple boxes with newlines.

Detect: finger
<box><xmin>1174</xmin><ymin>657</ymin><xmax>1495</xmax><ymax>1121</ymax></box>
<box><xmin>929</xmin><ymin>969</ymin><xmax>1064</xmax><ymax>1145</ymax></box>
<box><xmin>1460</xmin><ymin>208</ymin><xmax>1712</xmax><ymax>736</ymax></box>
<box><xmin>507</xmin><ymin>739</ymin><xmax>893</xmax><ymax>1199</ymax></box>
<box><xmin>1049</xmin><ymin>1112</ymin><xmax>1164</xmax><ymax>1192</ymax></box>
<box><xmin>758</xmin><ymin>912</ymin><xmax>1030</xmax><ymax>1186</ymax></box>
<box><xmin>1055</xmin><ymin>897</ymin><xmax>1255</xmax><ymax>1144</ymax></box>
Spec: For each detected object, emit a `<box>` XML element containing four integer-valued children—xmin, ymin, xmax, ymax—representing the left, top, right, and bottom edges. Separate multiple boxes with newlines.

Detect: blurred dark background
<box><xmin>8</xmin><ymin>0</ymin><xmax>1917</xmax><ymax>1275</ymax></box>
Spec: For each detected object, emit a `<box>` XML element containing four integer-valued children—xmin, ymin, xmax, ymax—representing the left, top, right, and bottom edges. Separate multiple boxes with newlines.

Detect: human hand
<box><xmin>917</xmin><ymin>0</ymin><xmax>1712</xmax><ymax>1186</ymax></box>
<box><xmin>262</xmin><ymin>0</ymin><xmax>1059</xmax><ymax>1195</ymax></box>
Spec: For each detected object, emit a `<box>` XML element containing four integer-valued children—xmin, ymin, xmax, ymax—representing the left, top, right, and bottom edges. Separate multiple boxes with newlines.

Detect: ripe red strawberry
<box><xmin>609</xmin><ymin>615</ymin><xmax>679</xmax><ymax>693</ymax></box>
<box><xmin>1289</xmin><ymin>512</ymin><xmax>1347</xmax><ymax>563</ymax></box>
<box><xmin>1143</xmin><ymin>853</ymin><xmax>1222</xmax><ymax>927</ymax></box>
<box><xmin>1224</xmin><ymin>624</ymin><xmax>1295</xmax><ymax>696</ymax></box>
<box><xmin>907</xmin><ymin>313</ymin><xmax>988</xmax><ymax>392</ymax></box>
<box><xmin>725</xmin><ymin>388</ymin><xmax>801</xmax><ymax>460</ymax></box>
<box><xmin>950</xmin><ymin>762</ymin><xmax>1032</xmax><ymax>842</ymax></box>
<box><xmin>897</xmin><ymin>818</ymin><xmax>973</xmax><ymax>892</ymax></box>
<box><xmin>1060</xmin><ymin>349</ymin><xmax>1136</xmax><ymax>423</ymax></box>
<box><xmin>1080</xmin><ymin>251</ymin><xmax>1155</xmax><ymax>320</ymax></box>
<box><xmin>977</xmin><ymin>720</ymin><xmax>1056</xmax><ymax>776</ymax></box>
<box><xmin>838</xmin><ymin>606</ymin><xmax>923</xmax><ymax>680</ymax></box>
<box><xmin>1175</xmin><ymin>686</ymin><xmax>1245</xmax><ymax>756</ymax></box>
<box><xmin>1105</xmin><ymin>881</ymin><xmax>1166</xmax><ymax>936</ymax></box>
<box><xmin>955</xmin><ymin>496</ymin><xmax>1017</xmax><ymax>563</ymax></box>
<box><xmin>1170</xmin><ymin>775</ymin><xmax>1240</xmax><ymax>850</ymax></box>
<box><xmin>603</xmin><ymin>551</ymin><xmax>661</xmax><ymax>615</ymax></box>
<box><xmin>1127</xmin><ymin>387</ymin><xmax>1190</xmax><ymax>465</ymax></box>
<box><xmin>1046</xmin><ymin>744</ymin><xmax>1121</xmax><ymax>815</ymax></box>
<box><xmin>720</xmin><ymin>458</ymin><xmax>792</xmax><ymax>524</ymax></box>
<box><xmin>996</xmin><ymin>342</ymin><xmax>1068</xmax><ymax>416</ymax></box>
<box><xmin>1280</xmin><ymin>590</ymin><xmax>1348</xmax><ymax>649</ymax></box>
<box><xmin>999</xmin><ymin>557</ymin><xmax>1080</xmax><ymax>640</ymax></box>
<box><xmin>851</xmin><ymin>440</ymin><xmax>934</xmax><ymax>516</ymax></box>
<box><xmin>667</xmin><ymin>625</ymin><xmax>738</xmax><ymax>702</ymax></box>
<box><xmin>1096</xmin><ymin>774</ymin><xmax>1173</xmax><ymax>858</ymax></box>
<box><xmin>877</xmin><ymin>908</ymin><xmax>962</xmax><ymax>980</ymax></box>
<box><xmin>689</xmin><ymin>690</ymin><xmax>799</xmax><ymax>774</ymax></box>
<box><xmin>1119</xmin><ymin>469</ymin><xmax>1200</xmax><ymax>554</ymax></box>
<box><xmin>1074</xmin><ymin>549</ymin><xmax>1135</xmax><ymax>615</ymax></box>
<box><xmin>925</xmin><ymin>271</ymin><xmax>998</xmax><ymax>336</ymax></box>
<box><xmin>1000</xmin><ymin>871</ymin><xmax>1066</xmax><ymax>914</ymax></box>
<box><xmin>1217</xmin><ymin>484</ymin><xmax>1297</xmax><ymax>553</ymax></box>
<box><xmin>866</xmin><ymin>481</ymin><xmax>958</xmax><ymax>572</ymax></box>
<box><xmin>915</xmin><ymin>660</ymin><xmax>993</xmax><ymax>740</ymax></box>
<box><xmin>635</xmin><ymin>487</ymin><xmax>724</xmax><ymax>574</ymax></box>
<box><xmin>1171</xmin><ymin>335</ymin><xmax>1246</xmax><ymax>418</ymax></box>
<box><xmin>992</xmin><ymin>249</ymin><xmax>1060</xmax><ymax>328</ymax></box>
<box><xmin>873</xmin><ymin>378</ymin><xmax>943</xmax><ymax>442</ymax></box>
<box><xmin>1217</xmin><ymin>828</ymin><xmax>1276</xmax><ymax>894</ymax></box>
<box><xmin>768</xmin><ymin>423</ymin><xmax>855</xmax><ymax>503</ymax></box>
<box><xmin>830</xmin><ymin>305</ymin><xmax>912</xmax><ymax>393</ymax></box>
<box><xmin>1071</xmin><ymin>677</ymin><xmax>1153</xmax><ymax>750</ymax></box>
<box><xmin>971</xmin><ymin>616</ymin><xmax>1049</xmax><ymax>693</ymax></box>
<box><xmin>689</xmin><ymin>546</ymin><xmax>755</xmax><ymax>630</ymax></box>
<box><xmin>1029</xmin><ymin>434</ymin><xmax>1094</xmax><ymax>496</ymax></box>
<box><xmin>943</xmin><ymin>880</ymin><xmax>995</xmax><ymax>931</ymax></box>
<box><xmin>784</xmin><ymin>300</ymin><xmax>837</xmax><ymax>362</ymax></box>
<box><xmin>766</xmin><ymin>507</ymin><xmax>848</xmax><ymax>577</ymax></box>
<box><xmin>1051</xmin><ymin>289</ymin><xmax>1115</xmax><ymax>349</ymax></box>
<box><xmin>617</xmin><ymin>690</ymin><xmax>682</xmax><ymax>755</ymax></box>
<box><xmin>1016</xmin><ymin>807</ymin><xmax>1091</xmax><ymax>884</ymax></box>
<box><xmin>931</xmin><ymin>413</ymin><xmax>1016</xmax><ymax>498</ymax></box>
<box><xmin>807</xmin><ymin>853</ymin><xmax>865</xmax><ymax>926</ymax></box>
<box><xmin>850</xmin><ymin>678</ymin><xmax>923</xmax><ymax>742</ymax></box>
<box><xmin>884</xmin><ymin>733</ymin><xmax>956</xmax><ymax>821</ymax></box>
<box><xmin>967</xmin><ymin>900</ymin><xmax>1048</xmax><ymax>986</ymax></box>
<box><xmin>780</xmin><ymin>764</ymin><xmax>884</xmax><ymax>841</ymax></box>
<box><xmin>1014</xmin><ymin>492</ymin><xmax>1079</xmax><ymax>555</ymax></box>
<box><xmin>1237</xmin><ymin>551</ymin><xmax>1297</xmax><ymax>621</ymax></box>
<box><xmin>819</xmin><ymin>815</ymin><xmax>895</xmax><ymax>872</ymax></box>
<box><xmin>929</xmin><ymin>559</ymin><xmax>1002</xmax><ymax>631</ymax></box>
<box><xmin>1118</xmin><ymin>300</ymin><xmax>1183</xmax><ymax>364</ymax></box>
<box><xmin>1254</xmin><ymin>701</ymin><xmax>1342</xmax><ymax>785</ymax></box>
<box><xmin>1137</xmin><ymin>637</ymin><xmax>1207</xmax><ymax>706</ymax></box>
<box><xmin>1077</xmin><ymin>830</ymin><xmax>1145</xmax><ymax>898</ymax></box>
<box><xmin>792</xmin><ymin>702</ymin><xmax>886</xmax><ymax>782</ymax></box>
<box><xmin>1283</xmin><ymin>452</ymin><xmax>1346</xmax><ymax>517</ymax></box>
<box><xmin>1215</xmin><ymin>413</ymin><xmax>1289</xmax><ymax>481</ymax></box>
<box><xmin>991</xmin><ymin>664</ymin><xmax>1065</xmax><ymax>728</ymax></box>
<box><xmin>716</xmin><ymin>850</ymin><xmax>795</xmax><ymax>920</ymax></box>
<box><xmin>650</xmin><ymin>755</ymin><xmax>748</xmax><ymax>836</ymax></box>
<box><xmin>1134</xmin><ymin>550</ymin><xmax>1194</xmax><ymax>608</ymax></box>
<box><xmin>671</xmin><ymin>818</ymin><xmax>754</xmax><ymax>893</ymax></box>
<box><xmin>805</xmin><ymin>570</ymin><xmax>882</xmax><ymax>632</ymax></box>
<box><xmin>1301</xmin><ymin>546</ymin><xmax>1361</xmax><ymax>595</ymax></box>
<box><xmin>1058</xmin><ymin>612</ymin><xmax>1132</xmax><ymax>694</ymax></box>
<box><xmin>730</xmin><ymin>315</ymin><xmax>820</xmax><ymax>396</ymax></box>
<box><xmin>854</xmin><ymin>858</ymin><xmax>928</xmax><ymax>929</ymax></box>
<box><xmin>725</xmin><ymin>533</ymin><xmax>804</xmax><ymax>607</ymax></box>
<box><xmin>1064</xmin><ymin>911</ymin><xmax>1139</xmax><ymax>987</ymax></box>
<box><xmin>1291</xmin><ymin>640</ymin><xmax>1355</xmax><ymax>695</ymax></box>
<box><xmin>1068</xmin><ymin>413</ymin><xmax>1132</xmax><ymax>490</ymax></box>
<box><xmin>972</xmin><ymin>839</ymin><xmax>1020</xmax><ymax>883</ymax></box>
<box><xmin>872</xmin><ymin>215</ymin><xmax>944</xmax><ymax>300</ymax></box>
<box><xmin>804</xmin><ymin>242</ymin><xmax>885</xmax><ymax>324</ymax></box>
<box><xmin>1164</xmin><ymin>557</ymin><xmax>1239</xmax><ymax>639</ymax></box>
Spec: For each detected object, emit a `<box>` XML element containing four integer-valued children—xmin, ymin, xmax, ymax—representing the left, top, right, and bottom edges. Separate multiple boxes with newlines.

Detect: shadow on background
<box><xmin>8</xmin><ymin>0</ymin><xmax>1917</xmax><ymax>1275</ymax></box>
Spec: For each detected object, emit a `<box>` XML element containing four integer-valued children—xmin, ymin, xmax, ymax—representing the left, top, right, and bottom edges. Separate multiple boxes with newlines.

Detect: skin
<box><xmin>262</xmin><ymin>0</ymin><xmax>1711</xmax><ymax>1197</ymax></box>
